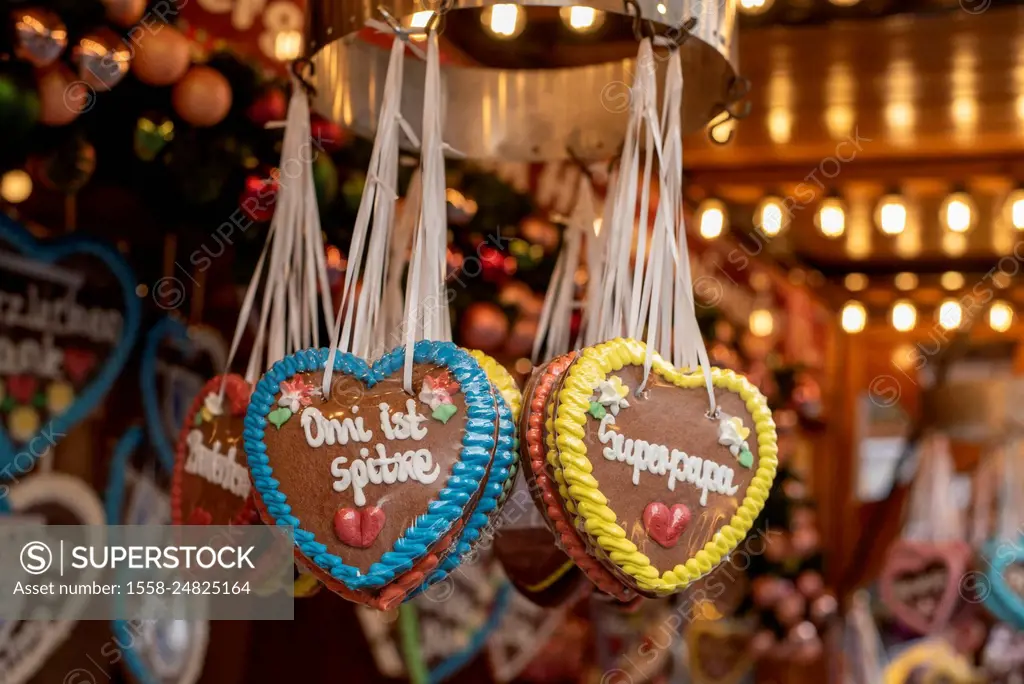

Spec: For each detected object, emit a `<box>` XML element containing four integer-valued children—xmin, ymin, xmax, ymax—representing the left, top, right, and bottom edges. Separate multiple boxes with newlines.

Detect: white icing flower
<box><xmin>204</xmin><ymin>393</ymin><xmax>225</xmax><ymax>417</ymax></box>
<box><xmin>278</xmin><ymin>378</ymin><xmax>315</xmax><ymax>413</ymax></box>
<box><xmin>596</xmin><ymin>377</ymin><xmax>630</xmax><ymax>416</ymax></box>
<box><xmin>717</xmin><ymin>416</ymin><xmax>751</xmax><ymax>457</ymax></box>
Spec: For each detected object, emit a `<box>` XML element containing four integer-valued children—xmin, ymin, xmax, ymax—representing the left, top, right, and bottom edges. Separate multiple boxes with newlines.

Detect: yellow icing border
<box><xmin>523</xmin><ymin>559</ymin><xmax>576</xmax><ymax>593</ymax></box>
<box><xmin>553</xmin><ymin>337</ymin><xmax>778</xmax><ymax>594</ymax></box>
<box><xmin>467</xmin><ymin>349</ymin><xmax>522</xmax><ymax>423</ymax></box>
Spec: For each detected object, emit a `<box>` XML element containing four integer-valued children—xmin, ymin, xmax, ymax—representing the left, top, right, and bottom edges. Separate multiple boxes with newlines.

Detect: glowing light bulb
<box><xmin>844</xmin><ymin>273</ymin><xmax>867</xmax><ymax>292</ymax></box>
<box><xmin>0</xmin><ymin>170</ymin><xmax>32</xmax><ymax>204</ymax></box>
<box><xmin>816</xmin><ymin>198</ymin><xmax>846</xmax><ymax>238</ymax></box>
<box><xmin>940</xmin><ymin>271</ymin><xmax>964</xmax><ymax>291</ymax></box>
<box><xmin>876</xmin><ymin>195</ymin><xmax>907</xmax><ymax>236</ymax></box>
<box><xmin>938</xmin><ymin>299</ymin><xmax>962</xmax><ymax>331</ymax></box>
<box><xmin>1006</xmin><ymin>189</ymin><xmax>1024</xmax><ymax>230</ymax></box>
<box><xmin>890</xmin><ymin>300</ymin><xmax>917</xmax><ymax>332</ymax></box>
<box><xmin>273</xmin><ymin>29</ymin><xmax>302</xmax><ymax>61</ymax></box>
<box><xmin>482</xmin><ymin>4</ymin><xmax>526</xmax><ymax>39</ymax></box>
<box><xmin>894</xmin><ymin>273</ymin><xmax>918</xmax><ymax>291</ymax></box>
<box><xmin>989</xmin><ymin>301</ymin><xmax>1013</xmax><ymax>332</ymax></box>
<box><xmin>738</xmin><ymin>0</ymin><xmax>774</xmax><ymax>15</ymax></box>
<box><xmin>841</xmin><ymin>302</ymin><xmax>866</xmax><ymax>333</ymax></box>
<box><xmin>757</xmin><ymin>197</ymin><xmax>786</xmax><ymax>236</ymax></box>
<box><xmin>942</xmin><ymin>192</ymin><xmax>974</xmax><ymax>233</ymax></box>
<box><xmin>559</xmin><ymin>6</ymin><xmax>605</xmax><ymax>32</ymax></box>
<box><xmin>697</xmin><ymin>199</ymin><xmax>727</xmax><ymax>240</ymax></box>
<box><xmin>749</xmin><ymin>309</ymin><xmax>774</xmax><ymax>337</ymax></box>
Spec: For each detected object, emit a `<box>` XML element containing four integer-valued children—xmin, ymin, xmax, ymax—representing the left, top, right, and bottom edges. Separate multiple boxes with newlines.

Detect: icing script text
<box><xmin>597</xmin><ymin>414</ymin><xmax>739</xmax><ymax>506</ymax></box>
<box><xmin>184</xmin><ymin>430</ymin><xmax>251</xmax><ymax>498</ymax></box>
<box><xmin>300</xmin><ymin>399</ymin><xmax>441</xmax><ymax>507</ymax></box>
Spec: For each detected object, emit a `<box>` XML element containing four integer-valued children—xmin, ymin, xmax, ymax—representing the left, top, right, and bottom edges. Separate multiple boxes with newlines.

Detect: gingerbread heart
<box><xmin>643</xmin><ymin>502</ymin><xmax>691</xmax><ymax>548</ymax></box>
<box><xmin>244</xmin><ymin>341</ymin><xmax>501</xmax><ymax>594</ymax></box>
<box><xmin>879</xmin><ymin>539</ymin><xmax>970</xmax><ymax>635</ymax></box>
<box><xmin>550</xmin><ymin>338</ymin><xmax>778</xmax><ymax>596</ymax></box>
<box><xmin>0</xmin><ymin>472</ymin><xmax>106</xmax><ymax>684</ymax></box>
<box><xmin>171</xmin><ymin>374</ymin><xmax>257</xmax><ymax>526</ymax></box>
<box><xmin>982</xmin><ymin>535</ymin><xmax>1024</xmax><ymax>630</ymax></box>
<box><xmin>519</xmin><ymin>352</ymin><xmax>635</xmax><ymax>601</ymax></box>
<box><xmin>686</xmin><ymin>619</ymin><xmax>754</xmax><ymax>684</ymax></box>
<box><xmin>0</xmin><ymin>216</ymin><xmax>141</xmax><ymax>471</ymax></box>
<box><xmin>142</xmin><ymin>317</ymin><xmax>227</xmax><ymax>472</ymax></box>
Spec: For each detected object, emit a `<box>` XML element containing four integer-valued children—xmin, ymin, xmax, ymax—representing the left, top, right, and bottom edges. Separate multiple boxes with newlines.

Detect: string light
<box><xmin>559</xmin><ymin>6</ymin><xmax>605</xmax><ymax>32</ymax></box>
<box><xmin>941</xmin><ymin>192</ymin><xmax>975</xmax><ymax>233</ymax></box>
<box><xmin>1006</xmin><ymin>189</ymin><xmax>1024</xmax><ymax>230</ymax></box>
<box><xmin>894</xmin><ymin>273</ymin><xmax>918</xmax><ymax>291</ymax></box>
<box><xmin>841</xmin><ymin>301</ymin><xmax>866</xmax><ymax>333</ymax></box>
<box><xmin>481</xmin><ymin>4</ymin><xmax>526</xmax><ymax>39</ymax></box>
<box><xmin>844</xmin><ymin>273</ymin><xmax>868</xmax><ymax>292</ymax></box>
<box><xmin>940</xmin><ymin>271</ymin><xmax>965</xmax><ymax>291</ymax></box>
<box><xmin>0</xmin><ymin>170</ymin><xmax>32</xmax><ymax>204</ymax></box>
<box><xmin>738</xmin><ymin>0</ymin><xmax>774</xmax><ymax>15</ymax></box>
<box><xmin>830</xmin><ymin>0</ymin><xmax>860</xmax><ymax>5</ymax></box>
<box><xmin>989</xmin><ymin>301</ymin><xmax>1014</xmax><ymax>332</ymax></box>
<box><xmin>938</xmin><ymin>299</ymin><xmax>962</xmax><ymax>331</ymax></box>
<box><xmin>749</xmin><ymin>309</ymin><xmax>774</xmax><ymax>337</ymax></box>
<box><xmin>876</xmin><ymin>195</ymin><xmax>907</xmax><ymax>236</ymax></box>
<box><xmin>273</xmin><ymin>30</ymin><xmax>302</xmax><ymax>61</ymax></box>
<box><xmin>816</xmin><ymin>197</ymin><xmax>846</xmax><ymax>239</ymax></box>
<box><xmin>697</xmin><ymin>199</ymin><xmax>727</xmax><ymax>240</ymax></box>
<box><xmin>756</xmin><ymin>197</ymin><xmax>786</xmax><ymax>236</ymax></box>
<box><xmin>890</xmin><ymin>300</ymin><xmax>917</xmax><ymax>332</ymax></box>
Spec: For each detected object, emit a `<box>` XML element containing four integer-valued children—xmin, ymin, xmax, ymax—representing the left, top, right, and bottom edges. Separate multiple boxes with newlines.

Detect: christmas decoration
<box><xmin>73</xmin><ymin>28</ymin><xmax>131</xmax><ymax>91</ymax></box>
<box><xmin>12</xmin><ymin>7</ymin><xmax>68</xmax><ymax>68</ymax></box>
<box><xmin>460</xmin><ymin>302</ymin><xmax>510</xmax><ymax>353</ymax></box>
<box><xmin>131</xmin><ymin>25</ymin><xmax>191</xmax><ymax>86</ymax></box>
<box><xmin>37</xmin><ymin>66</ymin><xmax>89</xmax><ymax>126</ymax></box>
<box><xmin>101</xmin><ymin>0</ymin><xmax>146</xmax><ymax>27</ymax></box>
<box><xmin>172</xmin><ymin>66</ymin><xmax>232</xmax><ymax>128</ymax></box>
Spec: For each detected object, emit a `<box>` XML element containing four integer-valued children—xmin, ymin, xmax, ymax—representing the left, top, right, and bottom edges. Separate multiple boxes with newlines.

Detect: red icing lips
<box><xmin>334</xmin><ymin>506</ymin><xmax>386</xmax><ymax>549</ymax></box>
<box><xmin>643</xmin><ymin>502</ymin><xmax>692</xmax><ymax>549</ymax></box>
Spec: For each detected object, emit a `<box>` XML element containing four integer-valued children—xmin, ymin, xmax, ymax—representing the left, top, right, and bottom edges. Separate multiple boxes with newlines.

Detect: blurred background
<box><xmin>1</xmin><ymin>0</ymin><xmax>1023</xmax><ymax>681</ymax></box>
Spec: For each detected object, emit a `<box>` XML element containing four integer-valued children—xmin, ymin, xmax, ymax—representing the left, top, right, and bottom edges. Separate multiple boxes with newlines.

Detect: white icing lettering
<box><xmin>597</xmin><ymin>415</ymin><xmax>740</xmax><ymax>506</ymax></box>
<box><xmin>301</xmin><ymin>407</ymin><xmax>373</xmax><ymax>447</ymax></box>
<box><xmin>0</xmin><ymin>285</ymin><xmax>123</xmax><ymax>344</ymax></box>
<box><xmin>184</xmin><ymin>430</ymin><xmax>250</xmax><ymax>498</ymax></box>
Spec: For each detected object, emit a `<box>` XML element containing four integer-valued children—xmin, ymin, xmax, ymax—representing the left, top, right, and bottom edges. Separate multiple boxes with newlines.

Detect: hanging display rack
<box><xmin>303</xmin><ymin>0</ymin><xmax>741</xmax><ymax>160</ymax></box>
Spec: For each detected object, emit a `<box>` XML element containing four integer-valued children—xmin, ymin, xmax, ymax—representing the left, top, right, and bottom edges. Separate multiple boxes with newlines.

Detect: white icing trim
<box><xmin>0</xmin><ymin>473</ymin><xmax>105</xmax><ymax>684</ymax></box>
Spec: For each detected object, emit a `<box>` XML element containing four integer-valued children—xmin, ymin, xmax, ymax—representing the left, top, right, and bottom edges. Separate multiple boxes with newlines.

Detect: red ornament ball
<box><xmin>504</xmin><ymin>317</ymin><xmax>538</xmax><ymax>358</ymax></box>
<box><xmin>460</xmin><ymin>302</ymin><xmax>509</xmax><ymax>353</ymax></box>
<box><xmin>173</xmin><ymin>66</ymin><xmax>232</xmax><ymax>127</ymax></box>
<box><xmin>247</xmin><ymin>87</ymin><xmax>287</xmax><ymax>126</ymax></box>
<box><xmin>239</xmin><ymin>174</ymin><xmax>278</xmax><ymax>223</ymax></box>
<box><xmin>310</xmin><ymin>115</ymin><xmax>347</xmax><ymax>153</ymax></box>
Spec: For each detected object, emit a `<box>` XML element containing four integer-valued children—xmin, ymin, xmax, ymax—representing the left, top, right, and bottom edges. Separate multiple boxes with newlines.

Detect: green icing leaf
<box><xmin>738</xmin><ymin>447</ymin><xmax>754</xmax><ymax>469</ymax></box>
<box><xmin>432</xmin><ymin>403</ymin><xmax>458</xmax><ymax>424</ymax></box>
<box><xmin>268</xmin><ymin>407</ymin><xmax>293</xmax><ymax>429</ymax></box>
<box><xmin>33</xmin><ymin>393</ymin><xmax>46</xmax><ymax>408</ymax></box>
<box><xmin>588</xmin><ymin>401</ymin><xmax>606</xmax><ymax>420</ymax></box>
<box><xmin>193</xmin><ymin>410</ymin><xmax>204</xmax><ymax>427</ymax></box>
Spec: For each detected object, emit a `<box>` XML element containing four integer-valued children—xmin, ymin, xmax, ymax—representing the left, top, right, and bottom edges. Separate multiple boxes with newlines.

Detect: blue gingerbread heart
<box><xmin>244</xmin><ymin>341</ymin><xmax>501</xmax><ymax>592</ymax></box>
<box><xmin>983</xmin><ymin>536</ymin><xmax>1024</xmax><ymax>629</ymax></box>
<box><xmin>0</xmin><ymin>215</ymin><xmax>140</xmax><ymax>473</ymax></box>
<box><xmin>140</xmin><ymin>317</ymin><xmax>225</xmax><ymax>473</ymax></box>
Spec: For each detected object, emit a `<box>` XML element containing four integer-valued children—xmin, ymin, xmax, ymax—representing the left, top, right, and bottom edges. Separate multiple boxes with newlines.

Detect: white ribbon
<box><xmin>402</xmin><ymin>30</ymin><xmax>450</xmax><ymax>393</ymax></box>
<box><xmin>997</xmin><ymin>439</ymin><xmax>1024</xmax><ymax>542</ymax></box>
<box><xmin>904</xmin><ymin>434</ymin><xmax>962</xmax><ymax>542</ymax></box>
<box><xmin>532</xmin><ymin>175</ymin><xmax>592</xmax><ymax>362</ymax></box>
<box><xmin>322</xmin><ymin>35</ymin><xmax>412</xmax><ymax>397</ymax></box>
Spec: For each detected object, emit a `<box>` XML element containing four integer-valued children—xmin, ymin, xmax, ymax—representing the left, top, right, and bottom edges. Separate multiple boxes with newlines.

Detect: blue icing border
<box><xmin>243</xmin><ymin>341</ymin><xmax>498</xmax><ymax>591</ymax></box>
<box><xmin>139</xmin><ymin>316</ymin><xmax>189</xmax><ymax>473</ymax></box>
<box><xmin>411</xmin><ymin>388</ymin><xmax>516</xmax><ymax>596</ymax></box>
<box><xmin>983</xmin><ymin>536</ymin><xmax>1024</xmax><ymax>630</ymax></box>
<box><xmin>428</xmin><ymin>581</ymin><xmax>512</xmax><ymax>683</ymax></box>
<box><xmin>0</xmin><ymin>215</ymin><xmax>141</xmax><ymax>473</ymax></box>
<box><xmin>103</xmin><ymin>425</ymin><xmax>146</xmax><ymax>523</ymax></box>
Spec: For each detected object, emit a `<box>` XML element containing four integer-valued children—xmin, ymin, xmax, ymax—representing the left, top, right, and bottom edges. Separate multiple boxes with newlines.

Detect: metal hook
<box><xmin>706</xmin><ymin>76</ymin><xmax>752</xmax><ymax>145</ymax></box>
<box><xmin>377</xmin><ymin>6</ymin><xmax>412</xmax><ymax>41</ymax></box>
<box><xmin>622</xmin><ymin>0</ymin><xmax>655</xmax><ymax>41</ymax></box>
<box><xmin>663</xmin><ymin>17</ymin><xmax>698</xmax><ymax>50</ymax></box>
<box><xmin>423</xmin><ymin>0</ymin><xmax>454</xmax><ymax>35</ymax></box>
<box><xmin>291</xmin><ymin>57</ymin><xmax>316</xmax><ymax>97</ymax></box>
<box><xmin>566</xmin><ymin>145</ymin><xmax>596</xmax><ymax>184</ymax></box>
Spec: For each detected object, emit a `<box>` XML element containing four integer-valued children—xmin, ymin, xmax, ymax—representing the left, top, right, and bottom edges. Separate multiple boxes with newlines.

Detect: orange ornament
<box><xmin>172</xmin><ymin>66</ymin><xmax>232</xmax><ymax>128</ymax></box>
<box><xmin>131</xmin><ymin>26</ymin><xmax>191</xmax><ymax>86</ymax></box>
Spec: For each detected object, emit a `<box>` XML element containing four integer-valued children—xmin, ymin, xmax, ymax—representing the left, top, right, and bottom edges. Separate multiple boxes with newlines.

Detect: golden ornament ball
<box><xmin>172</xmin><ymin>66</ymin><xmax>232</xmax><ymax>127</ymax></box>
<box><xmin>131</xmin><ymin>26</ymin><xmax>191</xmax><ymax>86</ymax></box>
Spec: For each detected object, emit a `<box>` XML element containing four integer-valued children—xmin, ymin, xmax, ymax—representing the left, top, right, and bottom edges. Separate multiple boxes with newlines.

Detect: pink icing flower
<box><xmin>279</xmin><ymin>377</ymin><xmax>316</xmax><ymax>413</ymax></box>
<box><xmin>419</xmin><ymin>372</ymin><xmax>458</xmax><ymax>411</ymax></box>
